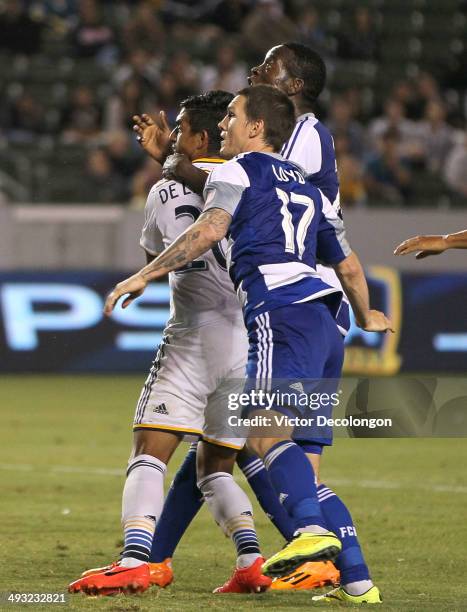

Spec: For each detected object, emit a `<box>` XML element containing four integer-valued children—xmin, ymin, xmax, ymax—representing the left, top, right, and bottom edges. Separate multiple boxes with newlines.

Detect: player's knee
<box><xmin>196</xmin><ymin>440</ymin><xmax>236</xmax><ymax>479</ymax></box>
<box><xmin>131</xmin><ymin>429</ymin><xmax>181</xmax><ymax>464</ymax></box>
<box><xmin>247</xmin><ymin>436</ymin><xmax>287</xmax><ymax>459</ymax></box>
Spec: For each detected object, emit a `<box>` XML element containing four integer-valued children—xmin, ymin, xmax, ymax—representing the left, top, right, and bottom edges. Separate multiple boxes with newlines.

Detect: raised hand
<box><xmin>133</xmin><ymin>112</ymin><xmax>172</xmax><ymax>163</ymax></box>
<box><xmin>394</xmin><ymin>234</ymin><xmax>448</xmax><ymax>259</ymax></box>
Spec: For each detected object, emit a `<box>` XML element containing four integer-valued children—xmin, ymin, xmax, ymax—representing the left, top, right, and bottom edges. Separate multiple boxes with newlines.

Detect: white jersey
<box><xmin>280</xmin><ymin>112</ymin><xmax>350</xmax><ymax>333</ymax></box>
<box><xmin>140</xmin><ymin>158</ymin><xmax>240</xmax><ymax>331</ymax></box>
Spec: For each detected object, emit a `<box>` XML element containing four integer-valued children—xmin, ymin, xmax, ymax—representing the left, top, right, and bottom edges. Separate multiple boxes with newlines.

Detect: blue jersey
<box><xmin>281</xmin><ymin>112</ymin><xmax>350</xmax><ymax>336</ymax></box>
<box><xmin>280</xmin><ymin>113</ymin><xmax>339</xmax><ymax>204</ymax></box>
<box><xmin>203</xmin><ymin>151</ymin><xmax>351</xmax><ymax>326</ymax></box>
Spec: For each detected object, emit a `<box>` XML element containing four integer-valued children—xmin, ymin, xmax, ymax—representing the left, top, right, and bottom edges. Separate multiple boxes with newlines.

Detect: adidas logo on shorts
<box><xmin>289</xmin><ymin>381</ymin><xmax>304</xmax><ymax>393</ymax></box>
<box><xmin>152</xmin><ymin>403</ymin><xmax>168</xmax><ymax>415</ymax></box>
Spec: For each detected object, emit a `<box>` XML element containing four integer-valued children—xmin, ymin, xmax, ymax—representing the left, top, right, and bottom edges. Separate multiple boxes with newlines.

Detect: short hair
<box><xmin>282</xmin><ymin>42</ymin><xmax>326</xmax><ymax>103</ymax></box>
<box><xmin>180</xmin><ymin>90</ymin><xmax>234</xmax><ymax>153</ymax></box>
<box><xmin>237</xmin><ymin>85</ymin><xmax>295</xmax><ymax>152</ymax></box>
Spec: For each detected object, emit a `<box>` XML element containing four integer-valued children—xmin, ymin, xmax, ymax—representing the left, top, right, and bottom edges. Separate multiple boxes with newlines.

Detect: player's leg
<box><xmin>308</xmin><ymin>328</ymin><xmax>381</xmax><ymax>603</ymax></box>
<box><xmin>199</xmin><ymin>332</ymin><xmax>271</xmax><ymax>595</ymax></box>
<box><xmin>198</xmin><ymin>441</ymin><xmax>261</xmax><ymax>569</ymax></box>
<box><xmin>249</xmin><ymin>434</ymin><xmax>325</xmax><ymax>537</ymax></box>
<box><xmin>245</xmin><ymin>302</ymin><xmax>343</xmax><ymax>577</ymax></box>
<box><xmin>120</xmin><ymin>429</ymin><xmax>180</xmax><ymax>568</ymax></box>
<box><xmin>148</xmin><ymin>442</ymin><xmax>203</xmax><ymax>582</ymax></box>
<box><xmin>148</xmin><ymin>442</ymin><xmax>294</xmax><ymax>575</ymax></box>
<box><xmin>149</xmin><ymin>437</ymin><xmax>295</xmax><ymax>582</ymax></box>
<box><xmin>69</xmin><ymin>334</ymin><xmax>205</xmax><ymax>596</ymax></box>
<box><xmin>315</xmin><ymin>478</ymin><xmax>378</xmax><ymax>597</ymax></box>
<box><xmin>236</xmin><ymin>446</ymin><xmax>295</xmax><ymax>541</ymax></box>
<box><xmin>68</xmin><ymin>428</ymin><xmax>180</xmax><ymax>595</ymax></box>
<box><xmin>268</xmin><ymin>443</ymin><xmax>339</xmax><ymax>591</ymax></box>
<box><xmin>148</xmin><ymin>316</ymin><xmax>250</xmax><ymax>589</ymax></box>
<box><xmin>196</xmin><ymin>440</ymin><xmax>271</xmax><ymax>593</ymax></box>
<box><xmin>310</xmin><ymin>351</ymin><xmax>381</xmax><ymax>603</ymax></box>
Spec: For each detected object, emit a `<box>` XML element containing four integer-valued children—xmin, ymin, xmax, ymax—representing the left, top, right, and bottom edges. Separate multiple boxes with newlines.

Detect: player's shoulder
<box><xmin>148</xmin><ymin>177</ymin><xmax>172</xmax><ymax>198</ymax></box>
<box><xmin>294</xmin><ymin>113</ymin><xmax>333</xmax><ymax>145</ymax></box>
<box><xmin>312</xmin><ymin>119</ymin><xmax>334</xmax><ymax>149</ymax></box>
<box><xmin>281</xmin><ymin>114</ymin><xmax>319</xmax><ymax>159</ymax></box>
<box><xmin>193</xmin><ymin>157</ymin><xmax>226</xmax><ymax>172</ymax></box>
<box><xmin>237</xmin><ymin>152</ymin><xmax>307</xmax><ymax>186</ymax></box>
<box><xmin>307</xmin><ymin>116</ymin><xmax>334</xmax><ymax>151</ymax></box>
<box><xmin>208</xmin><ymin>155</ymin><xmax>251</xmax><ymax>187</ymax></box>
<box><xmin>282</xmin><ymin>113</ymin><xmax>336</xmax><ymax>174</ymax></box>
<box><xmin>145</xmin><ymin>180</ymin><xmax>162</xmax><ymax>211</ymax></box>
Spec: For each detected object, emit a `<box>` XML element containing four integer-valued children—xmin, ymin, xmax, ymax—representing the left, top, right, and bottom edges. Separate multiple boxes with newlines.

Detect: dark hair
<box><xmin>282</xmin><ymin>42</ymin><xmax>326</xmax><ymax>103</ymax></box>
<box><xmin>382</xmin><ymin>126</ymin><xmax>400</xmax><ymax>141</ymax></box>
<box><xmin>180</xmin><ymin>90</ymin><xmax>234</xmax><ymax>154</ymax></box>
<box><xmin>237</xmin><ymin>85</ymin><xmax>295</xmax><ymax>152</ymax></box>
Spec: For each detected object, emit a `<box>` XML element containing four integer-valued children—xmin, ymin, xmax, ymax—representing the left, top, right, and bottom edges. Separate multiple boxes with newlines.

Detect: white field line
<box><xmin>1</xmin><ymin>462</ymin><xmax>466</xmax><ymax>494</ymax></box>
<box><xmin>0</xmin><ymin>463</ymin><xmax>124</xmax><ymax>477</ymax></box>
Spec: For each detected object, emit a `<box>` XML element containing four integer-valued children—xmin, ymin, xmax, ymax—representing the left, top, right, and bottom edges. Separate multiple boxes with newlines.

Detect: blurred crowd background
<box><xmin>0</xmin><ymin>0</ymin><xmax>466</xmax><ymax>208</ymax></box>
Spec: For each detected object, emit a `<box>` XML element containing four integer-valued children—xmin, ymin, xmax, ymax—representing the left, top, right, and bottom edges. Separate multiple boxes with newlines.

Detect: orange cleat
<box><xmin>270</xmin><ymin>560</ymin><xmax>340</xmax><ymax>591</ymax></box>
<box><xmin>148</xmin><ymin>558</ymin><xmax>173</xmax><ymax>587</ymax></box>
<box><xmin>80</xmin><ymin>561</ymin><xmax>120</xmax><ymax>580</ymax></box>
<box><xmin>77</xmin><ymin>558</ymin><xmax>173</xmax><ymax>588</ymax></box>
<box><xmin>68</xmin><ymin>564</ymin><xmax>150</xmax><ymax>596</ymax></box>
<box><xmin>213</xmin><ymin>557</ymin><xmax>272</xmax><ymax>594</ymax></box>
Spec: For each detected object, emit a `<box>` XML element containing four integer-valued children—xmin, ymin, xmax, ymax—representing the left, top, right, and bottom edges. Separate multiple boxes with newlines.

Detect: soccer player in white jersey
<box><xmin>68</xmin><ymin>91</ymin><xmax>271</xmax><ymax>596</ymax></box>
<box><xmin>104</xmin><ymin>85</ymin><xmax>391</xmax><ymax>604</ymax></box>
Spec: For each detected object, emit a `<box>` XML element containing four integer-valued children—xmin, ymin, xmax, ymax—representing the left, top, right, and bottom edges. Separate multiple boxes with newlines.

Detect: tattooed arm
<box><xmin>104</xmin><ymin>208</ymin><xmax>232</xmax><ymax>314</ymax></box>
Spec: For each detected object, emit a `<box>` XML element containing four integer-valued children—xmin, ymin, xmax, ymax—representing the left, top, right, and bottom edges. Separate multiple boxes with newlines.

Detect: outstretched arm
<box><xmin>394</xmin><ymin>230</ymin><xmax>467</xmax><ymax>259</ymax></box>
<box><xmin>104</xmin><ymin>208</ymin><xmax>231</xmax><ymax>314</ymax></box>
<box><xmin>316</xmin><ymin>197</ymin><xmax>393</xmax><ymax>333</ymax></box>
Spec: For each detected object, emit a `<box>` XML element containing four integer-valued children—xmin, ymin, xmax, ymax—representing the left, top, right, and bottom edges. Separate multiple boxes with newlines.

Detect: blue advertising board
<box><xmin>1</xmin><ymin>269</ymin><xmax>466</xmax><ymax>373</ymax></box>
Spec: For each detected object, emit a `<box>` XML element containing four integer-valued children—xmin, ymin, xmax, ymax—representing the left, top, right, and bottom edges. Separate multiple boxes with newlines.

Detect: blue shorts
<box><xmin>244</xmin><ymin>299</ymin><xmax>344</xmax><ymax>446</ymax></box>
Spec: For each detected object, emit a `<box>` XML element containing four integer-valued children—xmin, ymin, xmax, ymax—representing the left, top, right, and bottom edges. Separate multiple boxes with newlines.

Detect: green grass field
<box><xmin>1</xmin><ymin>375</ymin><xmax>467</xmax><ymax>611</ymax></box>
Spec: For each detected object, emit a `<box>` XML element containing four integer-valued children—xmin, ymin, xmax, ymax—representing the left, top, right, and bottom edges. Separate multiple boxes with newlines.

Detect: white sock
<box><xmin>296</xmin><ymin>525</ymin><xmax>329</xmax><ymax>535</ymax></box>
<box><xmin>344</xmin><ymin>579</ymin><xmax>374</xmax><ymax>596</ymax></box>
<box><xmin>198</xmin><ymin>472</ymin><xmax>261</xmax><ymax>569</ymax></box>
<box><xmin>120</xmin><ymin>454</ymin><xmax>166</xmax><ymax>567</ymax></box>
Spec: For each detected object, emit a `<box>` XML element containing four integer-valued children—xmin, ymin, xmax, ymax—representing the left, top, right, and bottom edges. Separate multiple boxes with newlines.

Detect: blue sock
<box><xmin>317</xmin><ymin>484</ymin><xmax>371</xmax><ymax>584</ymax></box>
<box><xmin>263</xmin><ymin>441</ymin><xmax>326</xmax><ymax>531</ymax></box>
<box><xmin>237</xmin><ymin>452</ymin><xmax>295</xmax><ymax>541</ymax></box>
<box><xmin>149</xmin><ymin>444</ymin><xmax>203</xmax><ymax>563</ymax></box>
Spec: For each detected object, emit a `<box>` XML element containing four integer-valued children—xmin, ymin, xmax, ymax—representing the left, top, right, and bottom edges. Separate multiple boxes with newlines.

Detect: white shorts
<box><xmin>133</xmin><ymin>314</ymin><xmax>248</xmax><ymax>450</ymax></box>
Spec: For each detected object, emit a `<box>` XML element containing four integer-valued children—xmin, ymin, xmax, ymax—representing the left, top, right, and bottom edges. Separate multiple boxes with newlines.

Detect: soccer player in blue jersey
<box><xmin>105</xmin><ymin>85</ymin><xmax>391</xmax><ymax>604</ymax></box>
